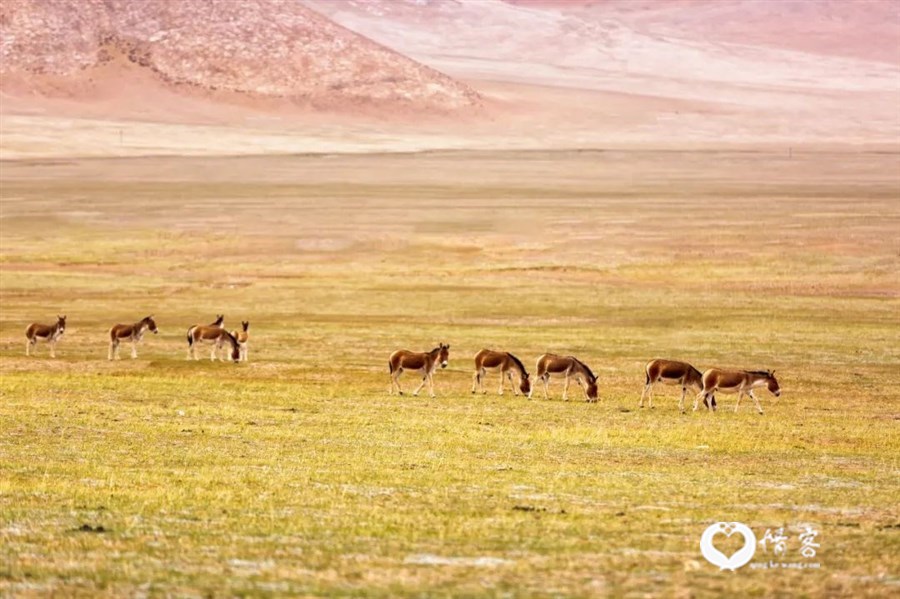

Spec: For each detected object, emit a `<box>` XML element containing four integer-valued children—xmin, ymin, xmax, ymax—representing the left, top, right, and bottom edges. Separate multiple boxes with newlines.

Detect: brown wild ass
<box><xmin>25</xmin><ymin>315</ymin><xmax>66</xmax><ymax>357</ymax></box>
<box><xmin>188</xmin><ymin>321</ymin><xmax>241</xmax><ymax>362</ymax></box>
<box><xmin>693</xmin><ymin>369</ymin><xmax>781</xmax><ymax>415</ymax></box>
<box><xmin>472</xmin><ymin>349</ymin><xmax>530</xmax><ymax>396</ymax></box>
<box><xmin>230</xmin><ymin>321</ymin><xmax>249</xmax><ymax>362</ymax></box>
<box><xmin>108</xmin><ymin>315</ymin><xmax>158</xmax><ymax>360</ymax></box>
<box><xmin>533</xmin><ymin>353</ymin><xmax>599</xmax><ymax>402</ymax></box>
<box><xmin>389</xmin><ymin>344</ymin><xmax>450</xmax><ymax>397</ymax></box>
<box><xmin>185</xmin><ymin>315</ymin><xmax>226</xmax><ymax>360</ymax></box>
<box><xmin>640</xmin><ymin>358</ymin><xmax>704</xmax><ymax>412</ymax></box>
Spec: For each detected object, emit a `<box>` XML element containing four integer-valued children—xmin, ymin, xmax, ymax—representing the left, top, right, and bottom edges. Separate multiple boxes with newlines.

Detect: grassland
<box><xmin>1</xmin><ymin>150</ymin><xmax>898</xmax><ymax>597</ymax></box>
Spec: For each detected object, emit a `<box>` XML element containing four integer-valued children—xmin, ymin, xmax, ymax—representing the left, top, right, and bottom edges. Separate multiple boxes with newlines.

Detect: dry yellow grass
<box><xmin>1</xmin><ymin>150</ymin><xmax>898</xmax><ymax>596</ymax></box>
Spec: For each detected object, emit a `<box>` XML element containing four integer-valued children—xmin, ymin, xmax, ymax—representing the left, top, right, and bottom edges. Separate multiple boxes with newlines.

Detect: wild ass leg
<box><xmin>26</xmin><ymin>339</ymin><xmax>33</xmax><ymax>357</ymax></box>
<box><xmin>748</xmin><ymin>390</ymin><xmax>764</xmax><ymax>415</ymax></box>
<box><xmin>393</xmin><ymin>368</ymin><xmax>405</xmax><ymax>395</ymax></box>
<box><xmin>678</xmin><ymin>386</ymin><xmax>688</xmax><ymax>413</ymax></box>
<box><xmin>109</xmin><ymin>339</ymin><xmax>117</xmax><ymax>360</ymax></box>
<box><xmin>693</xmin><ymin>390</ymin><xmax>706</xmax><ymax>412</ymax></box>
<box><xmin>412</xmin><ymin>370</ymin><xmax>429</xmax><ymax>397</ymax></box>
<box><xmin>562</xmin><ymin>373</ymin><xmax>571</xmax><ymax>401</ymax></box>
<box><xmin>428</xmin><ymin>372</ymin><xmax>436</xmax><ymax>398</ymax></box>
<box><xmin>131</xmin><ymin>338</ymin><xmax>139</xmax><ymax>359</ymax></box>
<box><xmin>509</xmin><ymin>371</ymin><xmax>519</xmax><ymax>396</ymax></box>
<box><xmin>498</xmin><ymin>369</ymin><xmax>505</xmax><ymax>396</ymax></box>
<box><xmin>541</xmin><ymin>375</ymin><xmax>550</xmax><ymax>400</ymax></box>
<box><xmin>734</xmin><ymin>391</ymin><xmax>744</xmax><ymax>413</ymax></box>
<box><xmin>471</xmin><ymin>369</ymin><xmax>482</xmax><ymax>394</ymax></box>
<box><xmin>49</xmin><ymin>340</ymin><xmax>57</xmax><ymax>358</ymax></box>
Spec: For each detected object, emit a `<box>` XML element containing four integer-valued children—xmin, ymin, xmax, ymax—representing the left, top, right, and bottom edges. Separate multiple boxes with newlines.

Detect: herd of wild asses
<box><xmin>25</xmin><ymin>314</ymin><xmax>250</xmax><ymax>363</ymax></box>
<box><xmin>24</xmin><ymin>315</ymin><xmax>781</xmax><ymax>414</ymax></box>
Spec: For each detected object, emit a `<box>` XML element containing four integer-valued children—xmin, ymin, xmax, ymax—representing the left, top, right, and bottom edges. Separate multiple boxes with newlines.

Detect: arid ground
<box><xmin>1</xmin><ymin>150</ymin><xmax>898</xmax><ymax>596</ymax></box>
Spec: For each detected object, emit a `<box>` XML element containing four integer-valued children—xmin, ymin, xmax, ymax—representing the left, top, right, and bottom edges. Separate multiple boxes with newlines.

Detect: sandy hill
<box><xmin>0</xmin><ymin>0</ymin><xmax>481</xmax><ymax>119</ymax></box>
<box><xmin>304</xmin><ymin>0</ymin><xmax>900</xmax><ymax>146</ymax></box>
<box><xmin>0</xmin><ymin>0</ymin><xmax>897</xmax><ymax>157</ymax></box>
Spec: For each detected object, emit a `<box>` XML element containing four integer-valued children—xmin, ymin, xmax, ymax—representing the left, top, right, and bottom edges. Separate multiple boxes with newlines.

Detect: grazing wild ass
<box><xmin>640</xmin><ymin>358</ymin><xmax>704</xmax><ymax>412</ymax></box>
<box><xmin>186</xmin><ymin>315</ymin><xmax>227</xmax><ymax>360</ymax></box>
<box><xmin>187</xmin><ymin>321</ymin><xmax>241</xmax><ymax>362</ymax></box>
<box><xmin>533</xmin><ymin>353</ymin><xmax>599</xmax><ymax>402</ymax></box>
<box><xmin>230</xmin><ymin>321</ymin><xmax>249</xmax><ymax>362</ymax></box>
<box><xmin>25</xmin><ymin>315</ymin><xmax>66</xmax><ymax>357</ymax></box>
<box><xmin>389</xmin><ymin>344</ymin><xmax>450</xmax><ymax>397</ymax></box>
<box><xmin>694</xmin><ymin>369</ymin><xmax>781</xmax><ymax>414</ymax></box>
<box><xmin>108</xmin><ymin>315</ymin><xmax>158</xmax><ymax>360</ymax></box>
<box><xmin>472</xmin><ymin>349</ymin><xmax>531</xmax><ymax>396</ymax></box>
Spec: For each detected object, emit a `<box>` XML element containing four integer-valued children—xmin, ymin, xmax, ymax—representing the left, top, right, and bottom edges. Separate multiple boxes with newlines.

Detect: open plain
<box><xmin>1</xmin><ymin>149</ymin><xmax>898</xmax><ymax>596</ymax></box>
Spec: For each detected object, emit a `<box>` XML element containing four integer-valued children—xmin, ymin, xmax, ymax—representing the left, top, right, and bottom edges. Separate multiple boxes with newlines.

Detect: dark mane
<box><xmin>748</xmin><ymin>370</ymin><xmax>771</xmax><ymax>376</ymax></box>
<box><xmin>222</xmin><ymin>330</ymin><xmax>239</xmax><ymax>350</ymax></box>
<box><xmin>572</xmin><ymin>357</ymin><xmax>596</xmax><ymax>382</ymax></box>
<box><xmin>507</xmin><ymin>352</ymin><xmax>528</xmax><ymax>376</ymax></box>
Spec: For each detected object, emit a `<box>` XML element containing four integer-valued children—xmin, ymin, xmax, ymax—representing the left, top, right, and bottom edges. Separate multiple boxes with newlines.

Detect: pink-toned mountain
<box><xmin>307</xmin><ymin>0</ymin><xmax>900</xmax><ymax>146</ymax></box>
<box><xmin>544</xmin><ymin>0</ymin><xmax>900</xmax><ymax>65</ymax></box>
<box><xmin>0</xmin><ymin>0</ymin><xmax>481</xmax><ymax>115</ymax></box>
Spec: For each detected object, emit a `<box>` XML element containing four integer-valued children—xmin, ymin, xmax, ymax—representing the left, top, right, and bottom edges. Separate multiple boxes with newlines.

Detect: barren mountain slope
<box><xmin>305</xmin><ymin>0</ymin><xmax>900</xmax><ymax>145</ymax></box>
<box><xmin>0</xmin><ymin>0</ymin><xmax>481</xmax><ymax>115</ymax></box>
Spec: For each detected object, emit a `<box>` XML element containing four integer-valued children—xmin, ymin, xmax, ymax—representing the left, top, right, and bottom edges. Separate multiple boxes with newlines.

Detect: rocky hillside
<box><xmin>0</xmin><ymin>0</ymin><xmax>482</xmax><ymax>113</ymax></box>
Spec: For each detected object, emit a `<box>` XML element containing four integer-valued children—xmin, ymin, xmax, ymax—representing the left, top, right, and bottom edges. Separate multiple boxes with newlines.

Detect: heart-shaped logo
<box><xmin>700</xmin><ymin>522</ymin><xmax>757</xmax><ymax>571</ymax></box>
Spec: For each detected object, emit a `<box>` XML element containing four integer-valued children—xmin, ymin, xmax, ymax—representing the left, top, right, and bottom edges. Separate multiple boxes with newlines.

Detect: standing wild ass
<box><xmin>694</xmin><ymin>369</ymin><xmax>781</xmax><ymax>414</ymax></box>
<box><xmin>186</xmin><ymin>315</ymin><xmax>226</xmax><ymax>360</ymax></box>
<box><xmin>109</xmin><ymin>315</ymin><xmax>158</xmax><ymax>360</ymax></box>
<box><xmin>389</xmin><ymin>344</ymin><xmax>450</xmax><ymax>397</ymax></box>
<box><xmin>25</xmin><ymin>315</ymin><xmax>66</xmax><ymax>357</ymax></box>
<box><xmin>230</xmin><ymin>321</ymin><xmax>249</xmax><ymax>362</ymax></box>
<box><xmin>640</xmin><ymin>358</ymin><xmax>704</xmax><ymax>412</ymax></box>
<box><xmin>187</xmin><ymin>319</ymin><xmax>241</xmax><ymax>362</ymax></box>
